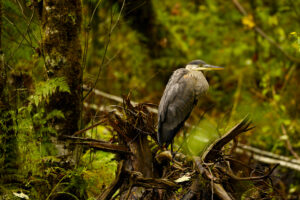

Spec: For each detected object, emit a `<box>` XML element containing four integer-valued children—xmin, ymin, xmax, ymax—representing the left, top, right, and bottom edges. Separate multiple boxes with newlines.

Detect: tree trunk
<box><xmin>41</xmin><ymin>0</ymin><xmax>82</xmax><ymax>137</ymax></box>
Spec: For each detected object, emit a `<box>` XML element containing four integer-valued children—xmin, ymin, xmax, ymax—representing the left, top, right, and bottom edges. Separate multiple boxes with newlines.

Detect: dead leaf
<box><xmin>175</xmin><ymin>174</ymin><xmax>191</xmax><ymax>183</ymax></box>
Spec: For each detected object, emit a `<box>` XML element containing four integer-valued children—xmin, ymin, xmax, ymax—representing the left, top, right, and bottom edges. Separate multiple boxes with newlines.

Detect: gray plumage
<box><xmin>157</xmin><ymin>64</ymin><xmax>209</xmax><ymax>147</ymax></box>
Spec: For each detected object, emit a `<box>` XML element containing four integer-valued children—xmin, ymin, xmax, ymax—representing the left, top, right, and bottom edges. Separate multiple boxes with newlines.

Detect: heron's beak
<box><xmin>196</xmin><ymin>64</ymin><xmax>224</xmax><ymax>71</ymax></box>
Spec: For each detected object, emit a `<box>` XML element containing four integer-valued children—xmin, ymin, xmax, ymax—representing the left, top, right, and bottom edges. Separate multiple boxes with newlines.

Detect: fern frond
<box><xmin>46</xmin><ymin>110</ymin><xmax>65</xmax><ymax>120</ymax></box>
<box><xmin>29</xmin><ymin>77</ymin><xmax>70</xmax><ymax>107</ymax></box>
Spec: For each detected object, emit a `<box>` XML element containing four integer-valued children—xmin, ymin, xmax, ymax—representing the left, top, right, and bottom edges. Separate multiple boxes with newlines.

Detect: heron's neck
<box><xmin>189</xmin><ymin>69</ymin><xmax>204</xmax><ymax>78</ymax></box>
<box><xmin>189</xmin><ymin>70</ymin><xmax>209</xmax><ymax>96</ymax></box>
<box><xmin>185</xmin><ymin>64</ymin><xmax>198</xmax><ymax>70</ymax></box>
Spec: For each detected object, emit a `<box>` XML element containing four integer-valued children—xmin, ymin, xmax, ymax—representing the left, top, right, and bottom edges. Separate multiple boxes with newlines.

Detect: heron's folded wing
<box><xmin>158</xmin><ymin>69</ymin><xmax>197</xmax><ymax>141</ymax></box>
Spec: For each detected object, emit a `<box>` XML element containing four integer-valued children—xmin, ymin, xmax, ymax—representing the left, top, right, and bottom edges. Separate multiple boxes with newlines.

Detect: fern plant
<box><xmin>16</xmin><ymin>77</ymin><xmax>71</xmax><ymax>159</ymax></box>
<box><xmin>29</xmin><ymin>77</ymin><xmax>70</xmax><ymax>107</ymax></box>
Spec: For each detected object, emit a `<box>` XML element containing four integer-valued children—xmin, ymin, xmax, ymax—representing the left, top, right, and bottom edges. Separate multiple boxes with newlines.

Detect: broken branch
<box><xmin>202</xmin><ymin>116</ymin><xmax>253</xmax><ymax>162</ymax></box>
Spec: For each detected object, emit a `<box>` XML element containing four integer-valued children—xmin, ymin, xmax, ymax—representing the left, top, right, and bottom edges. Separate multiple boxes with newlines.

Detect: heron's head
<box><xmin>185</xmin><ymin>60</ymin><xmax>224</xmax><ymax>71</ymax></box>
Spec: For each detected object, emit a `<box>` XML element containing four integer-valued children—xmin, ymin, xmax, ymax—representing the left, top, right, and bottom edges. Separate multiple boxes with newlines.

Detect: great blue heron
<box><xmin>157</xmin><ymin>60</ymin><xmax>223</xmax><ymax>153</ymax></box>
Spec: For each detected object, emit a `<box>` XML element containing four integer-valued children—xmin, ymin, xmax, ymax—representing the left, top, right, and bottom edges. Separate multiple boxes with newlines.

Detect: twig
<box><xmin>6</xmin><ymin>9</ymin><xmax>35</xmax><ymax>63</ymax></box>
<box><xmin>225</xmin><ymin>157</ymin><xmax>254</xmax><ymax>170</ymax></box>
<box><xmin>193</xmin><ymin>157</ymin><xmax>218</xmax><ymax>181</ymax></box>
<box><xmin>82</xmin><ymin>0</ymin><xmax>103</xmax><ymax>71</ymax></box>
<box><xmin>3</xmin><ymin>16</ymin><xmax>35</xmax><ymax>51</ymax></box>
<box><xmin>281</xmin><ymin>124</ymin><xmax>300</xmax><ymax>160</ymax></box>
<box><xmin>194</xmin><ymin>158</ymin><xmax>232</xmax><ymax>200</ymax></box>
<box><xmin>83</xmin><ymin>0</ymin><xmax>126</xmax><ymax>100</ymax></box>
<box><xmin>124</xmin><ymin>184</ymin><xmax>133</xmax><ymax>200</ymax></box>
<box><xmin>82</xmin><ymin>85</ymin><xmax>158</xmax><ymax>113</ymax></box>
<box><xmin>208</xmin><ymin>166</ymin><xmax>214</xmax><ymax>200</ymax></box>
<box><xmin>216</xmin><ymin>164</ymin><xmax>279</xmax><ymax>181</ymax></box>
<box><xmin>75</xmin><ymin>142</ymin><xmax>131</xmax><ymax>155</ymax></box>
<box><xmin>90</xmin><ymin>0</ymin><xmax>103</xmax><ymax>25</ymax></box>
<box><xmin>72</xmin><ymin>119</ymin><xmax>107</xmax><ymax>136</ymax></box>
<box><xmin>280</xmin><ymin>65</ymin><xmax>296</xmax><ymax>94</ymax></box>
<box><xmin>232</xmin><ymin>0</ymin><xmax>300</xmax><ymax>63</ymax></box>
<box><xmin>61</xmin><ymin>135</ymin><xmax>107</xmax><ymax>143</ymax></box>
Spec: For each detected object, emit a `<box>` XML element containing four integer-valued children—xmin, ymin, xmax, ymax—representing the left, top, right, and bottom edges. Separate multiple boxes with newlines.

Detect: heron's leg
<box><xmin>171</xmin><ymin>142</ymin><xmax>175</xmax><ymax>159</ymax></box>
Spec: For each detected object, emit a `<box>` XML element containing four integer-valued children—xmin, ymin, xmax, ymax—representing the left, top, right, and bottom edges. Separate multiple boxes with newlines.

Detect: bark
<box><xmin>41</xmin><ymin>0</ymin><xmax>82</xmax><ymax>136</ymax></box>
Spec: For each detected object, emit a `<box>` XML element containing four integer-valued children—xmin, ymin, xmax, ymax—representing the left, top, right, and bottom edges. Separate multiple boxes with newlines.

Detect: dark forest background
<box><xmin>0</xmin><ymin>0</ymin><xmax>300</xmax><ymax>199</ymax></box>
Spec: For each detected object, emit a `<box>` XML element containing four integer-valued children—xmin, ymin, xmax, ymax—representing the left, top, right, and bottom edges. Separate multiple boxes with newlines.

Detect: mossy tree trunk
<box><xmin>0</xmin><ymin>0</ymin><xmax>19</xmax><ymax>181</ymax></box>
<box><xmin>41</xmin><ymin>0</ymin><xmax>82</xmax><ymax>138</ymax></box>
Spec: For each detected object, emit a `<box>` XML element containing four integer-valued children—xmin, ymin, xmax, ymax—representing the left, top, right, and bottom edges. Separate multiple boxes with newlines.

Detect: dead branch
<box><xmin>134</xmin><ymin>177</ymin><xmax>179</xmax><ymax>190</ymax></box>
<box><xmin>238</xmin><ymin>144</ymin><xmax>300</xmax><ymax>165</ymax></box>
<box><xmin>62</xmin><ymin>135</ymin><xmax>107</xmax><ymax>143</ymax></box>
<box><xmin>83</xmin><ymin>102</ymin><xmax>118</xmax><ymax>113</ymax></box>
<box><xmin>194</xmin><ymin>157</ymin><xmax>218</xmax><ymax>181</ymax></box>
<box><xmin>236</xmin><ymin>147</ymin><xmax>300</xmax><ymax>171</ymax></box>
<box><xmin>194</xmin><ymin>157</ymin><xmax>233</xmax><ymax>200</ymax></box>
<box><xmin>202</xmin><ymin>116</ymin><xmax>253</xmax><ymax>162</ymax></box>
<box><xmin>213</xmin><ymin>183</ymin><xmax>232</xmax><ymax>200</ymax></box>
<box><xmin>83</xmin><ymin>84</ymin><xmax>126</xmax><ymax>104</ymax></box>
<box><xmin>181</xmin><ymin>179</ymin><xmax>202</xmax><ymax>200</ymax></box>
<box><xmin>73</xmin><ymin>119</ymin><xmax>107</xmax><ymax>136</ymax></box>
<box><xmin>83</xmin><ymin>85</ymin><xmax>158</xmax><ymax>113</ymax></box>
<box><xmin>75</xmin><ymin>142</ymin><xmax>131</xmax><ymax>155</ymax></box>
<box><xmin>216</xmin><ymin>164</ymin><xmax>279</xmax><ymax>181</ymax></box>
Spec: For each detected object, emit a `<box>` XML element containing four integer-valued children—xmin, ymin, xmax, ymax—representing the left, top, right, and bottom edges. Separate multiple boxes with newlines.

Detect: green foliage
<box><xmin>3</xmin><ymin>1</ymin><xmax>40</xmax><ymax>64</ymax></box>
<box><xmin>22</xmin><ymin>158</ymin><xmax>88</xmax><ymax>200</ymax></box>
<box><xmin>30</xmin><ymin>77</ymin><xmax>70</xmax><ymax>107</ymax></box>
<box><xmin>1</xmin><ymin>72</ymin><xmax>70</xmax><ymax>171</ymax></box>
<box><xmin>289</xmin><ymin>32</ymin><xmax>300</xmax><ymax>52</ymax></box>
<box><xmin>81</xmin><ymin>150</ymin><xmax>117</xmax><ymax>196</ymax></box>
<box><xmin>16</xmin><ymin>77</ymin><xmax>70</xmax><ymax>139</ymax></box>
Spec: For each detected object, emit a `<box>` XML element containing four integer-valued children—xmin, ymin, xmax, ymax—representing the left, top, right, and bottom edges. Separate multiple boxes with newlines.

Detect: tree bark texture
<box><xmin>42</xmin><ymin>0</ymin><xmax>82</xmax><ymax>136</ymax></box>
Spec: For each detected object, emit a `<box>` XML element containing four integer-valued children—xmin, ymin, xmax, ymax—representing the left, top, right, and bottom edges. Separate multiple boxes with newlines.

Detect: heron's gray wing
<box><xmin>158</xmin><ymin>68</ymin><xmax>197</xmax><ymax>145</ymax></box>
